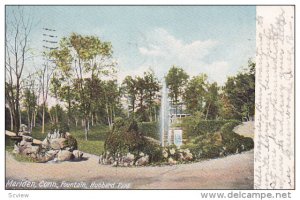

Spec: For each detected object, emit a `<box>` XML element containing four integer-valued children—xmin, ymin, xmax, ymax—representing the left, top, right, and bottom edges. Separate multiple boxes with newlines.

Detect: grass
<box><xmin>6</xmin><ymin>123</ymin><xmax>110</xmax><ymax>157</ymax></box>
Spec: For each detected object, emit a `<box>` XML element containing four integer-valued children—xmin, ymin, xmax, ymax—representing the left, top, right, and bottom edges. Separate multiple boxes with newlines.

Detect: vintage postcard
<box><xmin>3</xmin><ymin>5</ymin><xmax>294</xmax><ymax>191</ymax></box>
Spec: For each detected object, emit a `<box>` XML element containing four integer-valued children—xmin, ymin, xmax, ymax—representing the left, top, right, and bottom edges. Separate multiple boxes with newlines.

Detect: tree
<box><xmin>50</xmin><ymin>72</ymin><xmax>63</xmax><ymax>124</ymax></box>
<box><xmin>222</xmin><ymin>60</ymin><xmax>255</xmax><ymax>121</ymax></box>
<box><xmin>22</xmin><ymin>74</ymin><xmax>38</xmax><ymax>131</ymax></box>
<box><xmin>203</xmin><ymin>82</ymin><xmax>219</xmax><ymax>120</ymax></box>
<box><xmin>122</xmin><ymin>70</ymin><xmax>159</xmax><ymax>122</ymax></box>
<box><xmin>102</xmin><ymin>80</ymin><xmax>122</xmax><ymax>128</ymax></box>
<box><xmin>5</xmin><ymin>7</ymin><xmax>33</xmax><ymax>133</ymax></box>
<box><xmin>122</xmin><ymin>76</ymin><xmax>138</xmax><ymax>115</ymax></box>
<box><xmin>143</xmin><ymin>70</ymin><xmax>160</xmax><ymax>122</ymax></box>
<box><xmin>183</xmin><ymin>73</ymin><xmax>208</xmax><ymax>115</ymax></box>
<box><xmin>165</xmin><ymin>66</ymin><xmax>189</xmax><ymax>114</ymax></box>
<box><xmin>38</xmin><ymin>57</ymin><xmax>56</xmax><ymax>134</ymax></box>
<box><xmin>50</xmin><ymin>33</ymin><xmax>116</xmax><ymax>140</ymax></box>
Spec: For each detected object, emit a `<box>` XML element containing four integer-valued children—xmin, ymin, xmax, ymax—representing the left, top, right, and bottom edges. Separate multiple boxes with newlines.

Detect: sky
<box><xmin>6</xmin><ymin>6</ymin><xmax>256</xmax><ymax>85</ymax></box>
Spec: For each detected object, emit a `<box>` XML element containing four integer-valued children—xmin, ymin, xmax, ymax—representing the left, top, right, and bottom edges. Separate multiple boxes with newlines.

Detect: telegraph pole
<box><xmin>41</xmin><ymin>27</ymin><xmax>58</xmax><ymax>133</ymax></box>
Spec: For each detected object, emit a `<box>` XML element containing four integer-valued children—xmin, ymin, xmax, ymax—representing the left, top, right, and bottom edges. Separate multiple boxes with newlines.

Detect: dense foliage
<box><xmin>104</xmin><ymin>118</ymin><xmax>162</xmax><ymax>162</ymax></box>
<box><xmin>182</xmin><ymin>121</ymin><xmax>254</xmax><ymax>159</ymax></box>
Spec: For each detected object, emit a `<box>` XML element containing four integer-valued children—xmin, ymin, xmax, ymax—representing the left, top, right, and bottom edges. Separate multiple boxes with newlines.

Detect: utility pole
<box><xmin>41</xmin><ymin>27</ymin><xmax>58</xmax><ymax>134</ymax></box>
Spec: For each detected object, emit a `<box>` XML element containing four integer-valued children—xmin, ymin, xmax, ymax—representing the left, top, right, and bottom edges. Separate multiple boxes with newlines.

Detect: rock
<box><xmin>186</xmin><ymin>153</ymin><xmax>193</xmax><ymax>160</ymax></box>
<box><xmin>18</xmin><ymin>144</ymin><xmax>40</xmax><ymax>159</ymax></box>
<box><xmin>107</xmin><ymin>157</ymin><xmax>114</xmax><ymax>165</ymax></box>
<box><xmin>42</xmin><ymin>138</ymin><xmax>50</xmax><ymax>148</ymax></box>
<box><xmin>112</xmin><ymin>161</ymin><xmax>118</xmax><ymax>167</ymax></box>
<box><xmin>135</xmin><ymin>155</ymin><xmax>149</xmax><ymax>166</ymax></box>
<box><xmin>46</xmin><ymin>131</ymin><xmax>61</xmax><ymax>140</ymax></box>
<box><xmin>73</xmin><ymin>150</ymin><xmax>83</xmax><ymax>160</ymax></box>
<box><xmin>19</xmin><ymin>140</ymin><xmax>30</xmax><ymax>147</ymax></box>
<box><xmin>127</xmin><ymin>152</ymin><xmax>135</xmax><ymax>160</ymax></box>
<box><xmin>12</xmin><ymin>144</ymin><xmax>20</xmax><ymax>154</ymax></box>
<box><xmin>163</xmin><ymin>150</ymin><xmax>168</xmax><ymax>158</ymax></box>
<box><xmin>50</xmin><ymin>138</ymin><xmax>68</xmax><ymax>150</ymax></box>
<box><xmin>32</xmin><ymin>139</ymin><xmax>42</xmax><ymax>145</ymax></box>
<box><xmin>168</xmin><ymin>157</ymin><xmax>177</xmax><ymax>165</ymax></box>
<box><xmin>22</xmin><ymin>135</ymin><xmax>33</xmax><ymax>142</ymax></box>
<box><xmin>30</xmin><ymin>145</ymin><xmax>40</xmax><ymax>154</ymax></box>
<box><xmin>43</xmin><ymin>150</ymin><xmax>59</xmax><ymax>161</ymax></box>
<box><xmin>50</xmin><ymin>140</ymin><xmax>61</xmax><ymax>150</ymax></box>
<box><xmin>5</xmin><ymin>130</ymin><xmax>17</xmax><ymax>137</ymax></box>
<box><xmin>57</xmin><ymin>150</ymin><xmax>73</xmax><ymax>161</ymax></box>
<box><xmin>170</xmin><ymin>148</ymin><xmax>176</xmax><ymax>155</ymax></box>
<box><xmin>139</xmin><ymin>152</ymin><xmax>145</xmax><ymax>157</ymax></box>
<box><xmin>19</xmin><ymin>124</ymin><xmax>28</xmax><ymax>132</ymax></box>
<box><xmin>123</xmin><ymin>153</ymin><xmax>134</xmax><ymax>163</ymax></box>
<box><xmin>178</xmin><ymin>153</ymin><xmax>184</xmax><ymax>161</ymax></box>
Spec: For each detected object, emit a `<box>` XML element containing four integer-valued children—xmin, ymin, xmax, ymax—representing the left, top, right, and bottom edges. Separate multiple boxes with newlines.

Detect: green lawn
<box><xmin>6</xmin><ymin>124</ymin><xmax>110</xmax><ymax>156</ymax></box>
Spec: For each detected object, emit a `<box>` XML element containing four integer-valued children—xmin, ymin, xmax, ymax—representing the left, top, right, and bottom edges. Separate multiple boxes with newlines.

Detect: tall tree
<box><xmin>183</xmin><ymin>73</ymin><xmax>208</xmax><ymax>115</ymax></box>
<box><xmin>22</xmin><ymin>73</ymin><xmax>38</xmax><ymax>131</ymax></box>
<box><xmin>222</xmin><ymin>60</ymin><xmax>255</xmax><ymax>121</ymax></box>
<box><xmin>143</xmin><ymin>70</ymin><xmax>160</xmax><ymax>122</ymax></box>
<box><xmin>122</xmin><ymin>76</ymin><xmax>138</xmax><ymax>115</ymax></box>
<box><xmin>165</xmin><ymin>66</ymin><xmax>189</xmax><ymax>114</ymax></box>
<box><xmin>203</xmin><ymin>82</ymin><xmax>219</xmax><ymax>120</ymax></box>
<box><xmin>50</xmin><ymin>33</ymin><xmax>116</xmax><ymax>140</ymax></box>
<box><xmin>5</xmin><ymin>7</ymin><xmax>33</xmax><ymax>133</ymax></box>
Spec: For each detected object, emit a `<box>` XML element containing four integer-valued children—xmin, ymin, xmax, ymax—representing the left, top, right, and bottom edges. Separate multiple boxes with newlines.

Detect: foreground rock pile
<box><xmin>99</xmin><ymin>147</ymin><xmax>194</xmax><ymax>167</ymax></box>
<box><xmin>8</xmin><ymin>125</ymin><xmax>83</xmax><ymax>163</ymax></box>
<box><xmin>99</xmin><ymin>152</ymin><xmax>150</xmax><ymax>167</ymax></box>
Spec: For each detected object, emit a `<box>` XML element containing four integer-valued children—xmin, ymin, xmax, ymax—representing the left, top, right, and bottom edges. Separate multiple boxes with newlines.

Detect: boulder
<box><xmin>50</xmin><ymin>138</ymin><xmax>68</xmax><ymax>150</ymax></box>
<box><xmin>170</xmin><ymin>148</ymin><xmax>176</xmax><ymax>155</ymax></box>
<box><xmin>45</xmin><ymin>149</ymin><xmax>59</xmax><ymax>159</ymax></box>
<box><xmin>168</xmin><ymin>157</ymin><xmax>177</xmax><ymax>165</ymax></box>
<box><xmin>72</xmin><ymin>150</ymin><xmax>83</xmax><ymax>160</ymax></box>
<box><xmin>32</xmin><ymin>139</ymin><xmax>42</xmax><ymax>145</ymax></box>
<box><xmin>135</xmin><ymin>155</ymin><xmax>149</xmax><ymax>166</ymax></box>
<box><xmin>42</xmin><ymin>138</ymin><xmax>50</xmax><ymax>148</ymax></box>
<box><xmin>182</xmin><ymin>149</ymin><xmax>193</xmax><ymax>161</ymax></box>
<box><xmin>57</xmin><ymin>150</ymin><xmax>73</xmax><ymax>161</ymax></box>
<box><xmin>162</xmin><ymin>150</ymin><xmax>168</xmax><ymax>158</ymax></box>
<box><xmin>22</xmin><ymin>135</ymin><xmax>33</xmax><ymax>142</ymax></box>
<box><xmin>19</xmin><ymin>144</ymin><xmax>40</xmax><ymax>158</ymax></box>
<box><xmin>178</xmin><ymin>153</ymin><xmax>184</xmax><ymax>161</ymax></box>
<box><xmin>122</xmin><ymin>153</ymin><xmax>135</xmax><ymax>164</ymax></box>
<box><xmin>50</xmin><ymin>140</ymin><xmax>61</xmax><ymax>150</ymax></box>
<box><xmin>185</xmin><ymin>152</ymin><xmax>193</xmax><ymax>161</ymax></box>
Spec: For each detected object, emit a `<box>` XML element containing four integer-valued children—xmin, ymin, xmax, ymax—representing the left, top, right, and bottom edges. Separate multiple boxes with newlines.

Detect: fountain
<box><xmin>159</xmin><ymin>79</ymin><xmax>170</xmax><ymax>147</ymax></box>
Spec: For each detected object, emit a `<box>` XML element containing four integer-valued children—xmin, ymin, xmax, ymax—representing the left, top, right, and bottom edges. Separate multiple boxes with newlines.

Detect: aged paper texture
<box><xmin>255</xmin><ymin>6</ymin><xmax>295</xmax><ymax>189</ymax></box>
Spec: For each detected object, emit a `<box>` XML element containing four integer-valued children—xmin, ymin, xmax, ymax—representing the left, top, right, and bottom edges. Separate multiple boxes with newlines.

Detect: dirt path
<box><xmin>6</xmin><ymin>150</ymin><xmax>253</xmax><ymax>189</ymax></box>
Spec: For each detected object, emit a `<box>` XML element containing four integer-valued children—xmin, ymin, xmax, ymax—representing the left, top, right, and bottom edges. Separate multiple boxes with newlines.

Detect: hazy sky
<box><xmin>6</xmin><ymin>6</ymin><xmax>256</xmax><ymax>85</ymax></box>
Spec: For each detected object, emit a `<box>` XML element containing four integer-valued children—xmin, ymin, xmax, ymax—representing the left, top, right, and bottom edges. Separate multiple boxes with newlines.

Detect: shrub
<box><xmin>138</xmin><ymin>121</ymin><xmax>159</xmax><ymax>140</ymax></box>
<box><xmin>221</xmin><ymin>121</ymin><xmax>254</xmax><ymax>154</ymax></box>
<box><xmin>104</xmin><ymin>118</ymin><xmax>163</xmax><ymax>163</ymax></box>
<box><xmin>181</xmin><ymin>117</ymin><xmax>240</xmax><ymax>138</ymax></box>
<box><xmin>187</xmin><ymin>132</ymin><xmax>223</xmax><ymax>159</ymax></box>
<box><xmin>183</xmin><ymin>120</ymin><xmax>254</xmax><ymax>160</ymax></box>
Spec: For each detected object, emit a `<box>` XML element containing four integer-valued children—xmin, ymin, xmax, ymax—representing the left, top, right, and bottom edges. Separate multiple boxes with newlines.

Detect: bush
<box><xmin>104</xmin><ymin>118</ymin><xmax>163</xmax><ymax>163</ymax></box>
<box><xmin>181</xmin><ymin>117</ymin><xmax>240</xmax><ymax>138</ymax></box>
<box><xmin>221</xmin><ymin>121</ymin><xmax>254</xmax><ymax>154</ymax></box>
<box><xmin>183</xmin><ymin>120</ymin><xmax>254</xmax><ymax>160</ymax></box>
<box><xmin>138</xmin><ymin>121</ymin><xmax>159</xmax><ymax>140</ymax></box>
